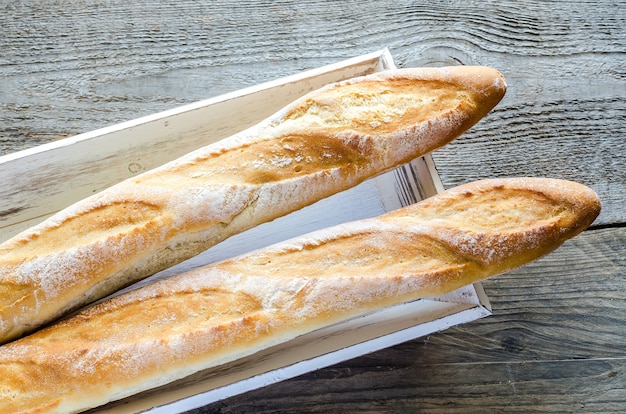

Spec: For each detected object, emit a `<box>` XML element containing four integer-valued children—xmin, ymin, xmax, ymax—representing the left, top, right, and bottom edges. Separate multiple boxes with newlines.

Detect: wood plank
<box><xmin>199</xmin><ymin>358</ymin><xmax>625</xmax><ymax>413</ymax></box>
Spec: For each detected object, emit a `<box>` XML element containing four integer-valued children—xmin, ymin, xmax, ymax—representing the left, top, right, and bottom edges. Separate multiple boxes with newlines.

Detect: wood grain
<box><xmin>1</xmin><ymin>0</ymin><xmax>624</xmax><ymax>412</ymax></box>
<box><xmin>199</xmin><ymin>359</ymin><xmax>625</xmax><ymax>413</ymax></box>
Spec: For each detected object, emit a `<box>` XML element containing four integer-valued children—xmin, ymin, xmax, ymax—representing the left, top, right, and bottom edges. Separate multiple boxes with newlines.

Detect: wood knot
<box><xmin>500</xmin><ymin>334</ymin><xmax>524</xmax><ymax>354</ymax></box>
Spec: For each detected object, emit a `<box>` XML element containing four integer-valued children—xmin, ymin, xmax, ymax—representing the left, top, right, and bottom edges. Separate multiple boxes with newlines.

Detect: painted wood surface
<box><xmin>1</xmin><ymin>1</ymin><xmax>624</xmax><ymax>412</ymax></box>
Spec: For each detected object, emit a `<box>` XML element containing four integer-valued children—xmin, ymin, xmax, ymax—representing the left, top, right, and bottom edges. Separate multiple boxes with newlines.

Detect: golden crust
<box><xmin>0</xmin><ymin>177</ymin><xmax>599</xmax><ymax>413</ymax></box>
<box><xmin>0</xmin><ymin>66</ymin><xmax>506</xmax><ymax>344</ymax></box>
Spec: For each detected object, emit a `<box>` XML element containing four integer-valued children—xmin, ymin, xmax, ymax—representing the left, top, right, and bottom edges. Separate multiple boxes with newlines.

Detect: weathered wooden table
<box><xmin>2</xmin><ymin>1</ymin><xmax>624</xmax><ymax>412</ymax></box>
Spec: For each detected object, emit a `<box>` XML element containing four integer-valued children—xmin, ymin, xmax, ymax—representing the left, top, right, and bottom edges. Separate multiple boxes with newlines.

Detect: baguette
<box><xmin>0</xmin><ymin>66</ymin><xmax>506</xmax><ymax>344</ymax></box>
<box><xmin>0</xmin><ymin>177</ymin><xmax>600</xmax><ymax>414</ymax></box>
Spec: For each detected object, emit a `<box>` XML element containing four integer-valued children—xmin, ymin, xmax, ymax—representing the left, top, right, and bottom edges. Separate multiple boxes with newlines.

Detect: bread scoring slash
<box><xmin>0</xmin><ymin>66</ymin><xmax>506</xmax><ymax>344</ymax></box>
<box><xmin>0</xmin><ymin>177</ymin><xmax>600</xmax><ymax>413</ymax></box>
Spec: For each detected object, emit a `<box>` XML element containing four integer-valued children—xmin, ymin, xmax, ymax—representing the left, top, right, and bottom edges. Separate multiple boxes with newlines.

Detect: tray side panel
<box><xmin>0</xmin><ymin>51</ymin><xmax>389</xmax><ymax>242</ymax></box>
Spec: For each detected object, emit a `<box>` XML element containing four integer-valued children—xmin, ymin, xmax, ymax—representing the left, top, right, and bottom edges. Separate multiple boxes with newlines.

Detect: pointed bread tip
<box><xmin>439</xmin><ymin>65</ymin><xmax>507</xmax><ymax>113</ymax></box>
<box><xmin>448</xmin><ymin>177</ymin><xmax>601</xmax><ymax>238</ymax></box>
<box><xmin>381</xmin><ymin>65</ymin><xmax>507</xmax><ymax>122</ymax></box>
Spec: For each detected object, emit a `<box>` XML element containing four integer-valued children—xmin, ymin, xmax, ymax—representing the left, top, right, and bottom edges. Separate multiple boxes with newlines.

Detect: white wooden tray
<box><xmin>0</xmin><ymin>49</ymin><xmax>492</xmax><ymax>413</ymax></box>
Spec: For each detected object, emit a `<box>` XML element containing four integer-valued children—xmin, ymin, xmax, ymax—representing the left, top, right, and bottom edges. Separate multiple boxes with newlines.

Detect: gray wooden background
<box><xmin>2</xmin><ymin>1</ymin><xmax>625</xmax><ymax>412</ymax></box>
